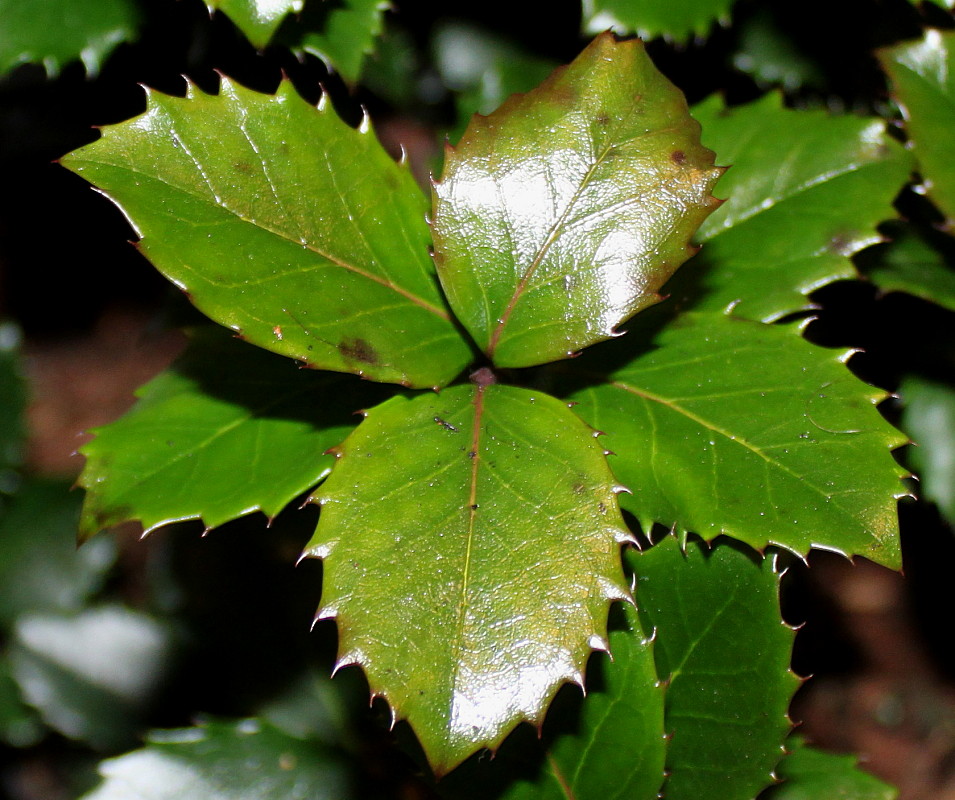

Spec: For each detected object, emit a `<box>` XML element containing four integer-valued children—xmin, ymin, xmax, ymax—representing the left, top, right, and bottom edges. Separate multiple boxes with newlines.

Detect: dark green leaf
<box><xmin>565</xmin><ymin>312</ymin><xmax>907</xmax><ymax>567</ymax></box>
<box><xmin>581</xmin><ymin>0</ymin><xmax>735</xmax><ymax>43</ymax></box>
<box><xmin>432</xmin><ymin>33</ymin><xmax>722</xmax><ymax>368</ymax></box>
<box><xmin>731</xmin><ymin>9</ymin><xmax>825</xmax><ymax>92</ymax></box>
<box><xmin>0</xmin><ymin>480</ymin><xmax>113</xmax><ymax>626</ymax></box>
<box><xmin>495</xmin><ymin>604</ymin><xmax>665</xmax><ymax>800</ymax></box>
<box><xmin>681</xmin><ymin>94</ymin><xmax>912</xmax><ymax>322</ymax></box>
<box><xmin>305</xmin><ymin>383</ymin><xmax>632</xmax><ymax>773</ymax></box>
<box><xmin>0</xmin><ymin>658</ymin><xmax>43</xmax><ymax>748</ymax></box>
<box><xmin>0</xmin><ymin>321</ymin><xmax>25</xmax><ymax>486</ymax></box>
<box><xmin>764</xmin><ymin>738</ymin><xmax>898</xmax><ymax>800</ymax></box>
<box><xmin>0</xmin><ymin>0</ymin><xmax>138</xmax><ymax>76</ymax></box>
<box><xmin>77</xmin><ymin>329</ymin><xmax>386</xmax><ymax>539</ymax></box>
<box><xmin>11</xmin><ymin>605</ymin><xmax>171</xmax><ymax>750</ymax></box>
<box><xmin>860</xmin><ymin>221</ymin><xmax>955</xmax><ymax>312</ymax></box>
<box><xmin>880</xmin><ymin>30</ymin><xmax>955</xmax><ymax>229</ymax></box>
<box><xmin>901</xmin><ymin>376</ymin><xmax>955</xmax><ymax>524</ymax></box>
<box><xmin>208</xmin><ymin>0</ymin><xmax>300</xmax><ymax>49</ymax></box>
<box><xmin>632</xmin><ymin>537</ymin><xmax>797</xmax><ymax>800</ymax></box>
<box><xmin>295</xmin><ymin>0</ymin><xmax>388</xmax><ymax>83</ymax></box>
<box><xmin>63</xmin><ymin>78</ymin><xmax>472</xmax><ymax>389</ymax></box>
<box><xmin>80</xmin><ymin>719</ymin><xmax>352</xmax><ymax>800</ymax></box>
<box><xmin>432</xmin><ymin>22</ymin><xmax>558</xmax><ymax>142</ymax></box>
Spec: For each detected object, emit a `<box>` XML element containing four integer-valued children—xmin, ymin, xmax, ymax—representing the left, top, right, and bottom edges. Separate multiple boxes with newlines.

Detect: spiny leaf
<box><xmin>631</xmin><ymin>537</ymin><xmax>797</xmax><ymax>800</ymax></box>
<box><xmin>0</xmin><ymin>0</ymin><xmax>138</xmax><ymax>77</ymax></box>
<box><xmin>564</xmin><ymin>312</ymin><xmax>908</xmax><ymax>567</ymax></box>
<box><xmin>62</xmin><ymin>77</ymin><xmax>472</xmax><ymax>389</ymax></box>
<box><xmin>80</xmin><ymin>719</ymin><xmax>351</xmax><ymax>800</ymax></box>
<box><xmin>859</xmin><ymin>221</ymin><xmax>955</xmax><ymax>312</ymax></box>
<box><xmin>581</xmin><ymin>0</ymin><xmax>736</xmax><ymax>43</ymax></box>
<box><xmin>900</xmin><ymin>376</ymin><xmax>955</xmax><ymax>526</ymax></box>
<box><xmin>295</xmin><ymin>0</ymin><xmax>389</xmax><ymax>84</ymax></box>
<box><xmin>432</xmin><ymin>33</ymin><xmax>722</xmax><ymax>369</ymax></box>
<box><xmin>207</xmin><ymin>0</ymin><xmax>301</xmax><ymax>49</ymax></box>
<box><xmin>304</xmin><ymin>383</ymin><xmax>632</xmax><ymax>773</ymax></box>
<box><xmin>492</xmin><ymin>604</ymin><xmax>665</xmax><ymax>800</ymax></box>
<box><xmin>765</xmin><ymin>737</ymin><xmax>898</xmax><ymax>800</ymax></box>
<box><xmin>78</xmin><ymin>329</ymin><xmax>387</xmax><ymax>539</ymax></box>
<box><xmin>677</xmin><ymin>93</ymin><xmax>913</xmax><ymax>322</ymax></box>
<box><xmin>880</xmin><ymin>29</ymin><xmax>955</xmax><ymax>229</ymax></box>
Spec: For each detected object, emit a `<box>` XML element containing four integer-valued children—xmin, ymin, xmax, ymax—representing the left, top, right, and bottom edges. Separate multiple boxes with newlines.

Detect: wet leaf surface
<box><xmin>305</xmin><ymin>383</ymin><xmax>631</xmax><ymax>773</ymax></box>
<box><xmin>433</xmin><ymin>33</ymin><xmax>721</xmax><ymax>368</ymax></box>
<box><xmin>207</xmin><ymin>0</ymin><xmax>300</xmax><ymax>48</ymax></box>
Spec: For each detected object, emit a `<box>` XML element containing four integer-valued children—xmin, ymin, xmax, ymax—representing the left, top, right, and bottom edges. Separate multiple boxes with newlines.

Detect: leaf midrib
<box><xmin>484</xmin><ymin>116</ymin><xmax>684</xmax><ymax>357</ymax></box>
<box><xmin>73</xmin><ymin>156</ymin><xmax>452</xmax><ymax>321</ymax></box>
<box><xmin>610</xmin><ymin>378</ymin><xmax>868</xmax><ymax>528</ymax></box>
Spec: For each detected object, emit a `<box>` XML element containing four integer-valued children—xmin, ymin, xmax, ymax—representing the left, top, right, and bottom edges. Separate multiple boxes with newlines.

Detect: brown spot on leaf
<box><xmin>671</xmin><ymin>150</ymin><xmax>687</xmax><ymax>165</ymax></box>
<box><xmin>339</xmin><ymin>338</ymin><xmax>378</xmax><ymax>365</ymax></box>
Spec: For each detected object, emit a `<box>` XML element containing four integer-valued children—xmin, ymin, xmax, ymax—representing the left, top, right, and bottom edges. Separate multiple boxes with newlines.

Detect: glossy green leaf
<box><xmin>11</xmin><ymin>605</ymin><xmax>171</xmax><ymax>750</ymax></box>
<box><xmin>498</xmin><ymin>604</ymin><xmax>665</xmax><ymax>800</ymax></box>
<box><xmin>581</xmin><ymin>0</ymin><xmax>735</xmax><ymax>42</ymax></box>
<box><xmin>681</xmin><ymin>93</ymin><xmax>913</xmax><ymax>322</ymax></box>
<box><xmin>295</xmin><ymin>0</ymin><xmax>388</xmax><ymax>83</ymax></box>
<box><xmin>901</xmin><ymin>376</ymin><xmax>955</xmax><ymax>524</ymax></box>
<box><xmin>880</xmin><ymin>30</ymin><xmax>955</xmax><ymax>228</ymax></box>
<box><xmin>0</xmin><ymin>0</ymin><xmax>138</xmax><ymax>76</ymax></box>
<box><xmin>765</xmin><ymin>738</ymin><xmax>897</xmax><ymax>800</ymax></box>
<box><xmin>304</xmin><ymin>383</ymin><xmax>632</xmax><ymax>773</ymax></box>
<box><xmin>860</xmin><ymin>221</ymin><xmax>955</xmax><ymax>312</ymax></box>
<box><xmin>432</xmin><ymin>33</ymin><xmax>722</xmax><ymax>368</ymax></box>
<box><xmin>432</xmin><ymin>22</ymin><xmax>558</xmax><ymax>143</ymax></box>
<box><xmin>632</xmin><ymin>537</ymin><xmax>796</xmax><ymax>800</ymax></box>
<box><xmin>62</xmin><ymin>77</ymin><xmax>472</xmax><ymax>389</ymax></box>
<box><xmin>0</xmin><ymin>480</ymin><xmax>113</xmax><ymax>626</ymax></box>
<box><xmin>78</xmin><ymin>329</ymin><xmax>386</xmax><ymax>539</ymax></box>
<box><xmin>80</xmin><ymin>719</ymin><xmax>351</xmax><ymax>800</ymax></box>
<box><xmin>207</xmin><ymin>0</ymin><xmax>301</xmax><ymax>49</ymax></box>
<box><xmin>565</xmin><ymin>312</ymin><xmax>908</xmax><ymax>567</ymax></box>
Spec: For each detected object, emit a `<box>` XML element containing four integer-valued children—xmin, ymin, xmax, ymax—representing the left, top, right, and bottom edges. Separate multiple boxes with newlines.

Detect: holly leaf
<box><xmin>859</xmin><ymin>221</ymin><xmax>955</xmax><ymax>312</ymax></box>
<box><xmin>80</xmin><ymin>719</ymin><xmax>352</xmax><ymax>800</ymax></box>
<box><xmin>880</xmin><ymin>30</ymin><xmax>955</xmax><ymax>229</ymax></box>
<box><xmin>432</xmin><ymin>33</ymin><xmax>722</xmax><ymax>369</ymax></box>
<box><xmin>78</xmin><ymin>329</ymin><xmax>387</xmax><ymax>539</ymax></box>
<box><xmin>677</xmin><ymin>93</ymin><xmax>913</xmax><ymax>322</ymax></box>
<box><xmin>564</xmin><ymin>312</ymin><xmax>908</xmax><ymax>567</ymax></box>
<box><xmin>207</xmin><ymin>0</ymin><xmax>301</xmax><ymax>49</ymax></box>
<box><xmin>438</xmin><ymin>601</ymin><xmax>664</xmax><ymax>799</ymax></box>
<box><xmin>631</xmin><ymin>537</ymin><xmax>797</xmax><ymax>800</ymax></box>
<box><xmin>304</xmin><ymin>383</ymin><xmax>632</xmax><ymax>773</ymax></box>
<box><xmin>765</xmin><ymin>738</ymin><xmax>898</xmax><ymax>800</ymax></box>
<box><xmin>0</xmin><ymin>0</ymin><xmax>138</xmax><ymax>76</ymax></box>
<box><xmin>62</xmin><ymin>77</ymin><xmax>472</xmax><ymax>389</ymax></box>
<box><xmin>581</xmin><ymin>0</ymin><xmax>736</xmax><ymax>43</ymax></box>
<box><xmin>293</xmin><ymin>0</ymin><xmax>389</xmax><ymax>84</ymax></box>
<box><xmin>900</xmin><ymin>376</ymin><xmax>955</xmax><ymax>525</ymax></box>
